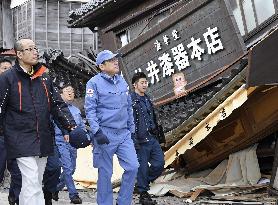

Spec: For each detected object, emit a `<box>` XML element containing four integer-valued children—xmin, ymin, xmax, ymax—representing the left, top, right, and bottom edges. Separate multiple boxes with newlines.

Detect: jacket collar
<box><xmin>100</xmin><ymin>72</ymin><xmax>120</xmax><ymax>84</ymax></box>
<box><xmin>131</xmin><ymin>91</ymin><xmax>149</xmax><ymax>101</ymax></box>
<box><xmin>66</xmin><ymin>102</ymin><xmax>74</xmax><ymax>107</ymax></box>
<box><xmin>14</xmin><ymin>60</ymin><xmax>46</xmax><ymax>79</ymax></box>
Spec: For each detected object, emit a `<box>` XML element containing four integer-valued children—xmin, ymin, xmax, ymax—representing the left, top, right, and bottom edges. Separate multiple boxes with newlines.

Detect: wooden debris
<box><xmin>196</xmin><ymin>199</ymin><xmax>264</xmax><ymax>204</ymax></box>
<box><xmin>185</xmin><ymin>188</ymin><xmax>205</xmax><ymax>203</ymax></box>
<box><xmin>169</xmin><ymin>190</ymin><xmax>193</xmax><ymax>198</ymax></box>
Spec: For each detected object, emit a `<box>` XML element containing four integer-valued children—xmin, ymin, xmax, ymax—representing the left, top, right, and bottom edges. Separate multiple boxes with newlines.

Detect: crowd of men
<box><xmin>0</xmin><ymin>39</ymin><xmax>165</xmax><ymax>205</ymax></box>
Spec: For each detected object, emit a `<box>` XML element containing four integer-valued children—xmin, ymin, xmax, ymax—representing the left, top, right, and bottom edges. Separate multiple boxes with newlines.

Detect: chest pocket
<box><xmin>98</xmin><ymin>86</ymin><xmax>128</xmax><ymax>109</ymax></box>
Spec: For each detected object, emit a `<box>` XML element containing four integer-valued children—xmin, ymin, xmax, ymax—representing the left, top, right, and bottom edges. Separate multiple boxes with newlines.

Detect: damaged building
<box><xmin>68</xmin><ymin>0</ymin><xmax>278</xmax><ymax>203</ymax></box>
<box><xmin>1</xmin><ymin>0</ymin><xmax>278</xmax><ymax>204</ymax></box>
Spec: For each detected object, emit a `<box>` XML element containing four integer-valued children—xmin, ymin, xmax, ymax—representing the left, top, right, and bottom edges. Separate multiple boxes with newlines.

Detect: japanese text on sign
<box><xmin>140</xmin><ymin>27</ymin><xmax>224</xmax><ymax>85</ymax></box>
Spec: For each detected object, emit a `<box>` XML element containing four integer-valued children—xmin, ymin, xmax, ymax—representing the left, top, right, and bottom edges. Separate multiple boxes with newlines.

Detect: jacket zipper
<box><xmin>30</xmin><ymin>80</ymin><xmax>40</xmax><ymax>142</ymax></box>
<box><xmin>0</xmin><ymin>88</ymin><xmax>9</xmax><ymax>114</ymax></box>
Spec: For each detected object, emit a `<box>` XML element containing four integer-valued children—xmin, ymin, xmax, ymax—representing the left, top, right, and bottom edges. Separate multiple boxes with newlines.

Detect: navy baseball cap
<box><xmin>69</xmin><ymin>127</ymin><xmax>91</xmax><ymax>149</ymax></box>
<box><xmin>96</xmin><ymin>50</ymin><xmax>120</xmax><ymax>65</ymax></box>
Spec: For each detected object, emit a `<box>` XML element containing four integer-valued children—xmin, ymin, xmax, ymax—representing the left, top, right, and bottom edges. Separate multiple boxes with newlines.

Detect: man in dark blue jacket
<box><xmin>130</xmin><ymin>72</ymin><xmax>165</xmax><ymax>205</ymax></box>
<box><xmin>0</xmin><ymin>58</ymin><xmax>13</xmax><ymax>183</ymax></box>
<box><xmin>0</xmin><ymin>39</ymin><xmax>76</xmax><ymax>205</ymax></box>
<box><xmin>0</xmin><ymin>58</ymin><xmax>22</xmax><ymax>205</ymax></box>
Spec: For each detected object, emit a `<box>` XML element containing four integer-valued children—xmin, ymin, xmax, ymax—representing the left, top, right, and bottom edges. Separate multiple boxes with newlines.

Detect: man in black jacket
<box><xmin>0</xmin><ymin>58</ymin><xmax>22</xmax><ymax>205</ymax></box>
<box><xmin>130</xmin><ymin>72</ymin><xmax>165</xmax><ymax>205</ymax></box>
<box><xmin>0</xmin><ymin>39</ymin><xmax>76</xmax><ymax>205</ymax></box>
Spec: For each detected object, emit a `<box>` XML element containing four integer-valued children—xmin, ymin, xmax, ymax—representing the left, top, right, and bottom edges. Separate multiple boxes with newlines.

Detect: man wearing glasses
<box><xmin>54</xmin><ymin>84</ymin><xmax>84</xmax><ymax>204</ymax></box>
<box><xmin>0</xmin><ymin>38</ymin><xmax>77</xmax><ymax>205</ymax></box>
<box><xmin>85</xmin><ymin>50</ymin><xmax>139</xmax><ymax>205</ymax></box>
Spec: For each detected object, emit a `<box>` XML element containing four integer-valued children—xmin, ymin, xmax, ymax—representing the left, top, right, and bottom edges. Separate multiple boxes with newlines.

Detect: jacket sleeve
<box><xmin>53</xmin><ymin>118</ymin><xmax>69</xmax><ymax>136</ymax></box>
<box><xmin>127</xmin><ymin>93</ymin><xmax>135</xmax><ymax>133</ymax></box>
<box><xmin>79</xmin><ymin>115</ymin><xmax>86</xmax><ymax>131</ymax></box>
<box><xmin>146</xmin><ymin>94</ymin><xmax>159</xmax><ymax>128</ymax></box>
<box><xmin>0</xmin><ymin>74</ymin><xmax>9</xmax><ymax>136</ymax></box>
<box><xmin>48</xmin><ymin>79</ymin><xmax>76</xmax><ymax>132</ymax></box>
<box><xmin>84</xmin><ymin>80</ymin><xmax>99</xmax><ymax>134</ymax></box>
<box><xmin>130</xmin><ymin>93</ymin><xmax>139</xmax><ymax>138</ymax></box>
<box><xmin>76</xmin><ymin>108</ymin><xmax>86</xmax><ymax>130</ymax></box>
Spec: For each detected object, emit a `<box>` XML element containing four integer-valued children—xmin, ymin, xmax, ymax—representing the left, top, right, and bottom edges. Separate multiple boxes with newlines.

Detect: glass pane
<box><xmin>254</xmin><ymin>0</ymin><xmax>275</xmax><ymax>24</ymax></box>
<box><xmin>120</xmin><ymin>32</ymin><xmax>129</xmax><ymax>47</ymax></box>
<box><xmin>230</xmin><ymin>0</ymin><xmax>245</xmax><ymax>35</ymax></box>
<box><xmin>242</xmin><ymin>0</ymin><xmax>256</xmax><ymax>32</ymax></box>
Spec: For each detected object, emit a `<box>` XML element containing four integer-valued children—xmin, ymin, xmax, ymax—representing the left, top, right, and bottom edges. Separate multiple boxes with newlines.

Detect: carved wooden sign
<box><xmin>120</xmin><ymin>0</ymin><xmax>245</xmax><ymax>103</ymax></box>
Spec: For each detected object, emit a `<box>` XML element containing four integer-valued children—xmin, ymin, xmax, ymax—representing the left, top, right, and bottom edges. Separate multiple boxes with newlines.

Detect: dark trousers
<box><xmin>136</xmin><ymin>137</ymin><xmax>165</xmax><ymax>192</ymax></box>
<box><xmin>43</xmin><ymin>145</ymin><xmax>61</xmax><ymax>193</ymax></box>
<box><xmin>7</xmin><ymin>159</ymin><xmax>22</xmax><ymax>199</ymax></box>
<box><xmin>0</xmin><ymin>136</ymin><xmax>7</xmax><ymax>183</ymax></box>
<box><xmin>0</xmin><ymin>136</ymin><xmax>22</xmax><ymax>200</ymax></box>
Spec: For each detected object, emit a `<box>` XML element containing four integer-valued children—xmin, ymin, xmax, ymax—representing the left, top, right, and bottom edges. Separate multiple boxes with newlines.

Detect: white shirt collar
<box><xmin>20</xmin><ymin>65</ymin><xmax>29</xmax><ymax>73</ymax></box>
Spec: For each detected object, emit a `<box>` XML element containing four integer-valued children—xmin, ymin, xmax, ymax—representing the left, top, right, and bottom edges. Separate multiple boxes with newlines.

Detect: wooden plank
<box><xmin>198</xmin><ymin>200</ymin><xmax>264</xmax><ymax>204</ymax></box>
<box><xmin>169</xmin><ymin>190</ymin><xmax>193</xmax><ymax>198</ymax></box>
<box><xmin>211</xmin><ymin>193</ymin><xmax>269</xmax><ymax>202</ymax></box>
<box><xmin>185</xmin><ymin>188</ymin><xmax>204</xmax><ymax>202</ymax></box>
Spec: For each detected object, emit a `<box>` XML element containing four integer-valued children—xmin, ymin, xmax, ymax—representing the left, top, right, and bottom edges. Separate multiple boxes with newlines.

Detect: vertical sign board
<box><xmin>120</xmin><ymin>0</ymin><xmax>246</xmax><ymax>103</ymax></box>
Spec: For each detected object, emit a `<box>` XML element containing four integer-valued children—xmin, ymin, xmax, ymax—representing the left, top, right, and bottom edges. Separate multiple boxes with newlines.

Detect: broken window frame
<box><xmin>231</xmin><ymin>0</ymin><xmax>278</xmax><ymax>39</ymax></box>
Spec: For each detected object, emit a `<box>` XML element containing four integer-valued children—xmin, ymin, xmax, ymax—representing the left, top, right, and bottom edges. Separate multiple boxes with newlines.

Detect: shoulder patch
<box><xmin>86</xmin><ymin>88</ymin><xmax>94</xmax><ymax>97</ymax></box>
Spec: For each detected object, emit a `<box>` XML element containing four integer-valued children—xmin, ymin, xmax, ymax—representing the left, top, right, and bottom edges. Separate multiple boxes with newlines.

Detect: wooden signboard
<box><xmin>120</xmin><ymin>0</ymin><xmax>246</xmax><ymax>103</ymax></box>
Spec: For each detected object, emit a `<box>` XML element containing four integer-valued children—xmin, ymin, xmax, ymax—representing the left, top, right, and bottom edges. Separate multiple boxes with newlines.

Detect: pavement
<box><xmin>0</xmin><ymin>176</ymin><xmax>186</xmax><ymax>205</ymax></box>
<box><xmin>0</xmin><ymin>188</ymin><xmax>187</xmax><ymax>205</ymax></box>
<box><xmin>0</xmin><ymin>188</ymin><xmax>98</xmax><ymax>205</ymax></box>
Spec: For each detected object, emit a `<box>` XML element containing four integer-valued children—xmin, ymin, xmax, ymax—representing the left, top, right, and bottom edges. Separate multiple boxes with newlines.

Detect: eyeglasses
<box><xmin>21</xmin><ymin>47</ymin><xmax>39</xmax><ymax>53</ymax></box>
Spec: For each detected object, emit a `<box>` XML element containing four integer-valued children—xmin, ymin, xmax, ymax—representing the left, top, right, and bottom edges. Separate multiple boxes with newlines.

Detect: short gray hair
<box><xmin>14</xmin><ymin>40</ymin><xmax>23</xmax><ymax>52</ymax></box>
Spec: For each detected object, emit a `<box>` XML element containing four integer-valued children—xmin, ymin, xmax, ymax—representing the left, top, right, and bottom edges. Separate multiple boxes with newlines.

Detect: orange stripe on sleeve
<box><xmin>18</xmin><ymin>81</ymin><xmax>22</xmax><ymax>111</ymax></box>
<box><xmin>42</xmin><ymin>81</ymin><xmax>50</xmax><ymax>110</ymax></box>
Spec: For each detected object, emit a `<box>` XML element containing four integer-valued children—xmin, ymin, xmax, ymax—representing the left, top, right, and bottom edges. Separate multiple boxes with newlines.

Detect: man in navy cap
<box><xmin>85</xmin><ymin>50</ymin><xmax>139</xmax><ymax>205</ymax></box>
